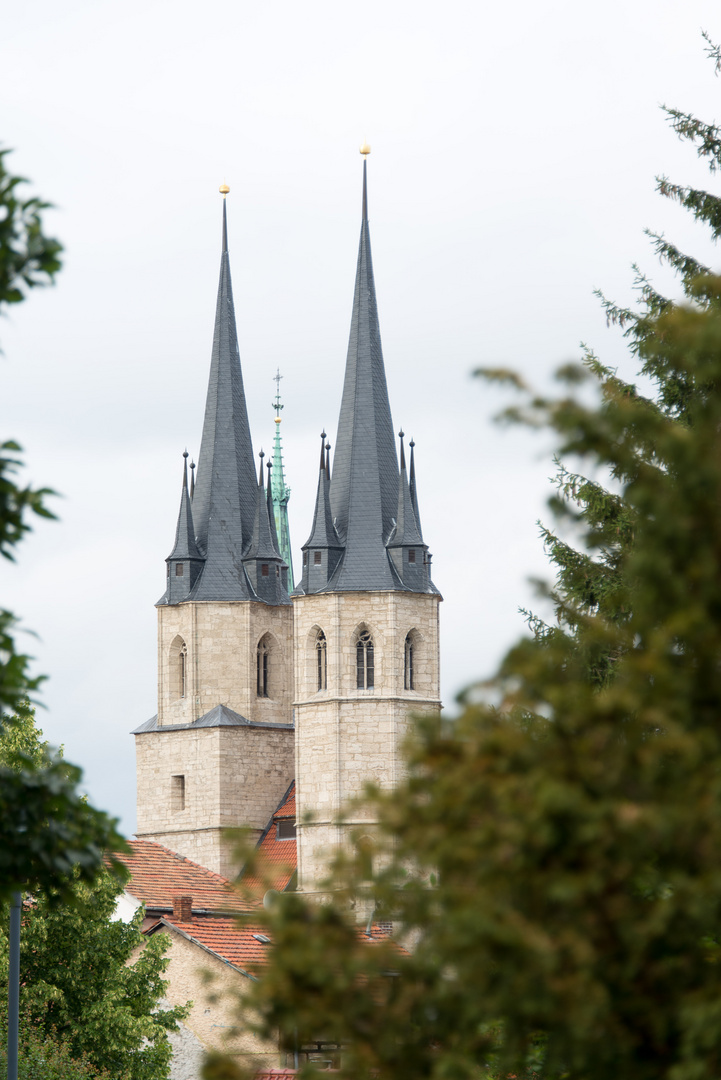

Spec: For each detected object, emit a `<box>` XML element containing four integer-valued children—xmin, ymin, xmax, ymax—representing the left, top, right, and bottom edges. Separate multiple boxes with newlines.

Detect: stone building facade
<box><xmin>134</xmin><ymin>153</ymin><xmax>442</xmax><ymax>895</ymax></box>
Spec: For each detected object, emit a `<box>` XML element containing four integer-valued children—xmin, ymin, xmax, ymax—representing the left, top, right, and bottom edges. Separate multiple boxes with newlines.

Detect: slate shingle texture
<box><xmin>189</xmin><ymin>199</ymin><xmax>259</xmax><ymax>602</ymax></box>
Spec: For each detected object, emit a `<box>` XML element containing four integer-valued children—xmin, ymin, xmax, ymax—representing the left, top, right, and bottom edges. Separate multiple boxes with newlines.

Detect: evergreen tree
<box><xmin>0</xmin><ymin>711</ymin><xmax>189</xmax><ymax>1080</ymax></box>
<box><xmin>517</xmin><ymin>41</ymin><xmax>721</xmax><ymax>685</ymax></box>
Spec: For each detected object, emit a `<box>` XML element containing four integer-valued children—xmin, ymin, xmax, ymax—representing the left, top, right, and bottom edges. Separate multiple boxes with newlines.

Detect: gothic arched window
<box><xmin>170</xmin><ymin>636</ymin><xmax>188</xmax><ymax>702</ymax></box>
<box><xmin>404</xmin><ymin>633</ymin><xmax>414</xmax><ymax>690</ymax></box>
<box><xmin>179</xmin><ymin>644</ymin><xmax>187</xmax><ymax>698</ymax></box>
<box><xmin>356</xmin><ymin>630</ymin><xmax>374</xmax><ymax>690</ymax></box>
<box><xmin>257</xmin><ymin>636</ymin><xmax>270</xmax><ymax>697</ymax></box>
<box><xmin>316</xmin><ymin>630</ymin><xmax>327</xmax><ymax>691</ymax></box>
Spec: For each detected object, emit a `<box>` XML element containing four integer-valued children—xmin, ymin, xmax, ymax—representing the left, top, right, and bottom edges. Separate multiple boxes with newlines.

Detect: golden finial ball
<box><xmin>274</xmin><ymin>416</ymin><xmax>282</xmax><ymax>424</ymax></box>
<box><xmin>219</xmin><ymin>182</ymin><xmax>230</xmax><ymax>196</ymax></box>
<box><xmin>359</xmin><ymin>141</ymin><xmax>371</xmax><ymax>158</ymax></box>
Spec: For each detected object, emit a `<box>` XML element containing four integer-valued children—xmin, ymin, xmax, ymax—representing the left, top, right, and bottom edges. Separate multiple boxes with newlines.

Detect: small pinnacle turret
<box><xmin>242</xmin><ymin>451</ymin><xmax>290</xmax><ymax>604</ymax></box>
<box><xmin>408</xmin><ymin>438</ymin><xmax>422</xmax><ymax>538</ymax></box>
<box><xmin>297</xmin><ymin>431</ymin><xmax>344</xmax><ymax>594</ymax></box>
<box><xmin>387</xmin><ymin>431</ymin><xmax>431</xmax><ymax>590</ymax></box>
<box><xmin>162</xmin><ymin>451</ymin><xmax>205</xmax><ymax>604</ymax></box>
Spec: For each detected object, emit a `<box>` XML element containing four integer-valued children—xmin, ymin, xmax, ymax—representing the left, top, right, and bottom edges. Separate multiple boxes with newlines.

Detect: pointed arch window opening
<box><xmin>356</xmin><ymin>630</ymin><xmax>374</xmax><ymax>690</ymax></box>
<box><xmin>404</xmin><ymin>634</ymin><xmax>414</xmax><ymax>691</ymax></box>
<box><xmin>179</xmin><ymin>643</ymin><xmax>188</xmax><ymax>699</ymax></box>
<box><xmin>316</xmin><ymin>630</ymin><xmax>327</xmax><ymax>691</ymax></box>
<box><xmin>257</xmin><ymin>638</ymin><xmax>270</xmax><ymax>698</ymax></box>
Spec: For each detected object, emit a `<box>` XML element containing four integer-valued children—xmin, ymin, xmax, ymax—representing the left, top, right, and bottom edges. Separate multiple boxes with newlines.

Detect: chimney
<box><xmin>173</xmin><ymin>895</ymin><xmax>193</xmax><ymax>922</ymax></box>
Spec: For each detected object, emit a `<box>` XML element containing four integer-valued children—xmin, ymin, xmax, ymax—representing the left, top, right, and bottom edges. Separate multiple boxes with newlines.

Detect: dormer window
<box><xmin>261</xmin><ymin>564</ymin><xmax>269</xmax><ymax>577</ymax></box>
<box><xmin>175</xmin><ymin>563</ymin><xmax>184</xmax><ymax>576</ymax></box>
<box><xmin>314</xmin><ymin>551</ymin><xmax>322</xmax><ymax>565</ymax></box>
<box><xmin>408</xmin><ymin>549</ymin><xmax>416</xmax><ymax>563</ymax></box>
<box><xmin>303</xmin><ymin>551</ymin><xmax>308</xmax><ymax>565</ymax></box>
<box><xmin>276</xmin><ymin>818</ymin><xmax>296</xmax><ymax>840</ymax></box>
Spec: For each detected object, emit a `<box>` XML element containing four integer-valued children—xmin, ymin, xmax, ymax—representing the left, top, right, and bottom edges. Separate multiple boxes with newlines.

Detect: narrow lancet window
<box><xmin>356</xmin><ymin>630</ymin><xmax>374</xmax><ymax>690</ymax></box>
<box><xmin>179</xmin><ymin>646</ymin><xmax>187</xmax><ymax>698</ymax></box>
<box><xmin>404</xmin><ymin>633</ymin><xmax>414</xmax><ymax>690</ymax></box>
<box><xmin>257</xmin><ymin>637</ymin><xmax>270</xmax><ymax>697</ymax></box>
<box><xmin>316</xmin><ymin>630</ymin><xmax>327</xmax><ymax>691</ymax></box>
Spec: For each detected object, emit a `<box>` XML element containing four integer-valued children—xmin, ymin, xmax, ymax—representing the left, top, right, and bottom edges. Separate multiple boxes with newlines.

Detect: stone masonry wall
<box><xmin>292</xmin><ymin>591</ymin><xmax>441</xmax><ymax>893</ymax></box>
<box><xmin>135</xmin><ymin>725</ymin><xmax>294</xmax><ymax>877</ymax></box>
<box><xmin>147</xmin><ymin>927</ymin><xmax>278</xmax><ymax>1072</ymax></box>
<box><xmin>157</xmin><ymin>601</ymin><xmax>293</xmax><ymax>727</ymax></box>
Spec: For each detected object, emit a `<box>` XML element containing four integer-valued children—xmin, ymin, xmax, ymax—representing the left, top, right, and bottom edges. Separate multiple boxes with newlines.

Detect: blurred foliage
<box><xmin>477</xmin><ymin>82</ymin><xmax>721</xmax><ymax>690</ymax></box>
<box><xmin>0</xmin><ymin>704</ymin><xmax>125</xmax><ymax>901</ymax></box>
<box><xmin>0</xmin><ymin>148</ymin><xmax>125</xmax><ymax>898</ymax></box>
<box><xmin>0</xmin><ymin>146</ymin><xmax>61</xmax><ymax>315</ymax></box>
<box><xmin>0</xmin><ymin>1016</ymin><xmax>113</xmax><ymax>1079</ymax></box>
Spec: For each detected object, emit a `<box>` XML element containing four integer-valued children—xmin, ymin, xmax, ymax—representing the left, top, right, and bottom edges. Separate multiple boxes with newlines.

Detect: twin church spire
<box><xmin>160</xmin><ymin>157</ymin><xmax>435</xmax><ymax>608</ymax></box>
<box><xmin>159</xmin><ymin>193</ymin><xmax>287</xmax><ymax>606</ymax></box>
<box><xmin>297</xmin><ymin>157</ymin><xmax>436</xmax><ymax>596</ymax></box>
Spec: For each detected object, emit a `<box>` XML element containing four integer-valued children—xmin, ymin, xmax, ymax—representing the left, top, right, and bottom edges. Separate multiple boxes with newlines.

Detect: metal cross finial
<box><xmin>273</xmin><ymin>369</ymin><xmax>284</xmax><ymax>417</ymax></box>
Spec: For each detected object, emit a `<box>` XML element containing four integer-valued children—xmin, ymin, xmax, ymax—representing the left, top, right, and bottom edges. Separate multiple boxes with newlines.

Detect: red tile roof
<box><xmin>154</xmin><ymin>914</ymin><xmax>397</xmax><ymax>973</ymax></box>
<box><xmin>240</xmin><ymin>782</ymin><xmax>297</xmax><ymax>895</ymax></box>
<box><xmin>117</xmin><ymin>839</ymin><xmax>250</xmax><ymax>912</ymax></box>
<box><xmin>159</xmin><ymin>915</ymin><xmax>272</xmax><ymax>973</ymax></box>
<box><xmin>275</xmin><ymin>786</ymin><xmax>295</xmax><ymax>818</ymax></box>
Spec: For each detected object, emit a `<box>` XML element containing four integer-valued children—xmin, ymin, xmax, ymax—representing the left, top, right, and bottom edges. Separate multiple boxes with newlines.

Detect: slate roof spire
<box><xmin>242</xmin><ymin>451</ymin><xmax>290</xmax><ymax>604</ymax></box>
<box><xmin>326</xmin><ymin>151</ymin><xmax>401</xmax><ymax>591</ymax></box>
<box><xmin>390</xmin><ymin>431</ymin><xmax>423</xmax><ymax>547</ymax></box>
<box><xmin>408</xmin><ymin>438</ymin><xmax>422</xmax><ymax>539</ymax></box>
<box><xmin>161</xmin><ymin>451</ymin><xmax>205</xmax><ymax>603</ymax></box>
<box><xmin>186</xmin><ymin>188</ymin><xmax>258</xmax><ymax>602</ymax></box>
<box><xmin>387</xmin><ymin>431</ymin><xmax>436</xmax><ymax>591</ymax></box>
<box><xmin>296</xmin><ymin>431</ymin><xmax>343</xmax><ymax>594</ymax></box>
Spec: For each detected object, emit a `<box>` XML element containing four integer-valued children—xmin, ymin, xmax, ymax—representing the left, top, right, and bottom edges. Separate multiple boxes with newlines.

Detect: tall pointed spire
<box><xmin>188</xmin><ymin>187</ymin><xmax>258</xmax><ymax>602</ymax></box>
<box><xmin>269</xmin><ymin>371</ymin><xmax>295</xmax><ymax>590</ymax></box>
<box><xmin>327</xmin><ymin>147</ymin><xmax>400</xmax><ymax>591</ymax></box>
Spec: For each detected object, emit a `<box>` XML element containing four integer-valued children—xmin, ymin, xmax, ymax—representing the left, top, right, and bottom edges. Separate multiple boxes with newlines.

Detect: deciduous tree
<box><xmin>0</xmin><ymin>147</ymin><xmax>124</xmax><ymax>899</ymax></box>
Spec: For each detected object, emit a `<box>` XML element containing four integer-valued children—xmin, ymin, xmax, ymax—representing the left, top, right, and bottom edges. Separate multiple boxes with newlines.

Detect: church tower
<box><xmin>134</xmin><ymin>191</ymin><xmax>295</xmax><ymax>879</ymax></box>
<box><xmin>292</xmin><ymin>150</ymin><xmax>442</xmax><ymax>895</ymax></box>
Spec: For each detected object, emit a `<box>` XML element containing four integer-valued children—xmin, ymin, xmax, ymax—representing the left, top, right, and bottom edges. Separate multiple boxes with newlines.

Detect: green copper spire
<box><xmin>270</xmin><ymin>370</ymin><xmax>294</xmax><ymax>589</ymax></box>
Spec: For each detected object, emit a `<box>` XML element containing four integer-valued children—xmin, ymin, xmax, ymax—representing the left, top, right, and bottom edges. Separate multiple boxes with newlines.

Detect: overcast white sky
<box><xmin>2</xmin><ymin>0</ymin><xmax>720</xmax><ymax>835</ymax></box>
